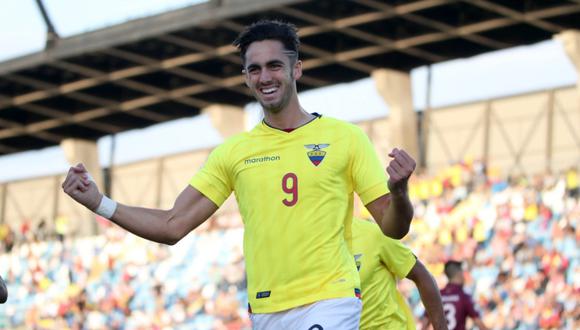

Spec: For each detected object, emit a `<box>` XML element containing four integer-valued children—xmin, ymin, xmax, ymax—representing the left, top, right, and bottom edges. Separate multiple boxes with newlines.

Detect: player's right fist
<box><xmin>61</xmin><ymin>163</ymin><xmax>102</xmax><ymax>211</ymax></box>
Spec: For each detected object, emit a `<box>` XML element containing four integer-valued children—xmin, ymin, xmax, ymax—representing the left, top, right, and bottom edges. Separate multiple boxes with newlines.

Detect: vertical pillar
<box><xmin>372</xmin><ymin>69</ymin><xmax>419</xmax><ymax>161</ymax></box>
<box><xmin>554</xmin><ymin>30</ymin><xmax>580</xmax><ymax>172</ymax></box>
<box><xmin>555</xmin><ymin>30</ymin><xmax>580</xmax><ymax>96</ymax></box>
<box><xmin>60</xmin><ymin>138</ymin><xmax>102</xmax><ymax>236</ymax></box>
<box><xmin>546</xmin><ymin>91</ymin><xmax>555</xmax><ymax>173</ymax></box>
<box><xmin>483</xmin><ymin>100</ymin><xmax>492</xmax><ymax>169</ymax></box>
<box><xmin>51</xmin><ymin>176</ymin><xmax>60</xmax><ymax>235</ymax></box>
<box><xmin>202</xmin><ymin>104</ymin><xmax>246</xmax><ymax>139</ymax></box>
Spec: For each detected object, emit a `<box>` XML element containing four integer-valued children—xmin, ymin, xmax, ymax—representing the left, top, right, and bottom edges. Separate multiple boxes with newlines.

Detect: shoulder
<box><xmin>318</xmin><ymin>116</ymin><xmax>363</xmax><ymax>133</ymax></box>
<box><xmin>461</xmin><ymin>289</ymin><xmax>474</xmax><ymax>300</ymax></box>
<box><xmin>353</xmin><ymin>218</ymin><xmax>403</xmax><ymax>249</ymax></box>
<box><xmin>353</xmin><ymin>217</ymin><xmax>382</xmax><ymax>236</ymax></box>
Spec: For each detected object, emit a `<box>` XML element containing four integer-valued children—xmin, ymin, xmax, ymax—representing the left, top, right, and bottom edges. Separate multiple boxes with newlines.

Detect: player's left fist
<box><xmin>386</xmin><ymin>148</ymin><xmax>416</xmax><ymax>195</ymax></box>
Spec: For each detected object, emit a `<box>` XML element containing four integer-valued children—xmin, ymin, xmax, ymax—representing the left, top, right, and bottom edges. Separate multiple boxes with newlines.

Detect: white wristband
<box><xmin>95</xmin><ymin>195</ymin><xmax>117</xmax><ymax>219</ymax></box>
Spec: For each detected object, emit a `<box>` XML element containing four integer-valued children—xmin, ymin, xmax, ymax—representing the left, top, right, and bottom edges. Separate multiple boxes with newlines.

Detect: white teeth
<box><xmin>261</xmin><ymin>87</ymin><xmax>277</xmax><ymax>94</ymax></box>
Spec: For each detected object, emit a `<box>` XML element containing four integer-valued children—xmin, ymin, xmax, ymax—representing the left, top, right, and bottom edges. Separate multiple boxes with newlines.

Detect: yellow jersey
<box><xmin>352</xmin><ymin>218</ymin><xmax>417</xmax><ymax>330</ymax></box>
<box><xmin>190</xmin><ymin>115</ymin><xmax>389</xmax><ymax>313</ymax></box>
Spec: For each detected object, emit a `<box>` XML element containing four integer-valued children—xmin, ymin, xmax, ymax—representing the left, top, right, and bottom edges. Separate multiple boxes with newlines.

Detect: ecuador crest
<box><xmin>354</xmin><ymin>253</ymin><xmax>362</xmax><ymax>271</ymax></box>
<box><xmin>304</xmin><ymin>144</ymin><xmax>329</xmax><ymax>166</ymax></box>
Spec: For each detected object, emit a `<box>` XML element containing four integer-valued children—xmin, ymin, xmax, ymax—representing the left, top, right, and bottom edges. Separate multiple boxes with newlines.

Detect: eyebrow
<box><xmin>245</xmin><ymin>59</ymin><xmax>286</xmax><ymax>71</ymax></box>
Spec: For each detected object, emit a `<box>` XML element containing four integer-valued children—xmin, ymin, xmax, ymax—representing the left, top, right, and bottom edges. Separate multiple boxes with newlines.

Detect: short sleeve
<box><xmin>349</xmin><ymin>126</ymin><xmax>389</xmax><ymax>204</ymax></box>
<box><xmin>189</xmin><ymin>144</ymin><xmax>233</xmax><ymax>206</ymax></box>
<box><xmin>378</xmin><ymin>234</ymin><xmax>417</xmax><ymax>279</ymax></box>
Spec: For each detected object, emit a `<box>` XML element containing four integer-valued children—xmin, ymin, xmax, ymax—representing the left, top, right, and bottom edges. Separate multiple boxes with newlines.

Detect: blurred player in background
<box><xmin>423</xmin><ymin>260</ymin><xmax>489</xmax><ymax>330</ymax></box>
<box><xmin>0</xmin><ymin>275</ymin><xmax>7</xmax><ymax>303</ymax></box>
<box><xmin>352</xmin><ymin>218</ymin><xmax>447</xmax><ymax>330</ymax></box>
<box><xmin>62</xmin><ymin>20</ymin><xmax>416</xmax><ymax>330</ymax></box>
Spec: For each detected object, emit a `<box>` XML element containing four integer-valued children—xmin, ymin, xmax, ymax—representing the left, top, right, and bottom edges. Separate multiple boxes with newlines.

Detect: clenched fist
<box><xmin>386</xmin><ymin>148</ymin><xmax>416</xmax><ymax>195</ymax></box>
<box><xmin>61</xmin><ymin>163</ymin><xmax>102</xmax><ymax>211</ymax></box>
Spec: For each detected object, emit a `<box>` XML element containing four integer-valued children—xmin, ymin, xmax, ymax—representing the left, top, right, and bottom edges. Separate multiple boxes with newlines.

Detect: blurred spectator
<box><xmin>0</xmin><ymin>165</ymin><xmax>578</xmax><ymax>330</ymax></box>
<box><xmin>406</xmin><ymin>161</ymin><xmax>579</xmax><ymax>330</ymax></box>
<box><xmin>0</xmin><ymin>275</ymin><xmax>7</xmax><ymax>303</ymax></box>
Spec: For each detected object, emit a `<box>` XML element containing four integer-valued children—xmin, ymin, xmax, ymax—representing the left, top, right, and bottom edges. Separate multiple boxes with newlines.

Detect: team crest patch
<box><xmin>304</xmin><ymin>144</ymin><xmax>329</xmax><ymax>166</ymax></box>
<box><xmin>354</xmin><ymin>253</ymin><xmax>362</xmax><ymax>271</ymax></box>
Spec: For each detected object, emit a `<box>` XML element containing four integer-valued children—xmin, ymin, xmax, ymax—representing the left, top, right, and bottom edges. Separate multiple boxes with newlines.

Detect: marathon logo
<box><xmin>244</xmin><ymin>155</ymin><xmax>280</xmax><ymax>165</ymax></box>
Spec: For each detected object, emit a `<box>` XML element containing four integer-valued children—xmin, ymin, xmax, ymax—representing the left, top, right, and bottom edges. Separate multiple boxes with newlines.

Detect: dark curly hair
<box><xmin>233</xmin><ymin>20</ymin><xmax>300</xmax><ymax>65</ymax></box>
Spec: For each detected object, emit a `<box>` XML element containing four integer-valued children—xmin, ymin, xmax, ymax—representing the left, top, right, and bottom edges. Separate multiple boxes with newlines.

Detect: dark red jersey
<box><xmin>440</xmin><ymin>283</ymin><xmax>480</xmax><ymax>330</ymax></box>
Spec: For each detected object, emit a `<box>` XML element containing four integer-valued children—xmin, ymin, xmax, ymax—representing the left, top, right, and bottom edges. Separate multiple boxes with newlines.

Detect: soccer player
<box><xmin>0</xmin><ymin>275</ymin><xmax>7</xmax><ymax>304</ymax></box>
<box><xmin>62</xmin><ymin>20</ymin><xmax>416</xmax><ymax>330</ymax></box>
<box><xmin>424</xmin><ymin>260</ymin><xmax>488</xmax><ymax>330</ymax></box>
<box><xmin>352</xmin><ymin>218</ymin><xmax>447</xmax><ymax>330</ymax></box>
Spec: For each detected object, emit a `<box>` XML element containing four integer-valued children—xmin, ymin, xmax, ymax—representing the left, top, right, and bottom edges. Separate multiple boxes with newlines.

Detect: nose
<box><xmin>259</xmin><ymin>69</ymin><xmax>273</xmax><ymax>83</ymax></box>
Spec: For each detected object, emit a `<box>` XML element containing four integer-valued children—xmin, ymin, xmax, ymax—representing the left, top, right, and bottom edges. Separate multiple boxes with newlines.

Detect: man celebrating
<box><xmin>62</xmin><ymin>20</ymin><xmax>416</xmax><ymax>330</ymax></box>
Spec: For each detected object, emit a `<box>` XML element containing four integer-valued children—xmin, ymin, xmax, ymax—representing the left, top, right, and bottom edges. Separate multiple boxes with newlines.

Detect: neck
<box><xmin>450</xmin><ymin>279</ymin><xmax>463</xmax><ymax>286</ymax></box>
<box><xmin>263</xmin><ymin>100</ymin><xmax>313</xmax><ymax>130</ymax></box>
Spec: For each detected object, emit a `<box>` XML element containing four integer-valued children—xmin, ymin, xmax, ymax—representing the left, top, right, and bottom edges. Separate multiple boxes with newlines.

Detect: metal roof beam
<box><xmin>50</xmin><ymin>60</ymin><xmax>207</xmax><ymax>109</ymax></box>
<box><xmin>356</xmin><ymin>0</ymin><xmax>512</xmax><ymax>49</ymax></box>
<box><xmin>5</xmin><ymin>74</ymin><xmax>128</xmax><ymax>133</ymax></box>
<box><xmin>0</xmin><ymin>44</ymin><xmax>240</xmax><ymax>109</ymax></box>
<box><xmin>0</xmin><ymin>116</ymin><xmax>63</xmax><ymax>143</ymax></box>
<box><xmin>102</xmin><ymin>48</ymin><xmax>253</xmax><ymax>97</ymax></box>
<box><xmin>223</xmin><ymin>20</ymin><xmax>382</xmax><ymax>74</ymax></box>
<box><xmin>467</xmin><ymin>0</ymin><xmax>566</xmax><ymax>33</ymax></box>
<box><xmin>275</xmin><ymin>6</ymin><xmax>446</xmax><ymax>63</ymax></box>
<box><xmin>2</xmin><ymin>1</ymin><xmax>578</xmax><ymax>112</ymax></box>
<box><xmin>0</xmin><ymin>74</ymin><xmax>256</xmax><ymax>138</ymax></box>
<box><xmin>158</xmin><ymin>34</ymin><xmax>328</xmax><ymax>87</ymax></box>
<box><xmin>4</xmin><ymin>75</ymin><xmax>122</xmax><ymax>132</ymax></box>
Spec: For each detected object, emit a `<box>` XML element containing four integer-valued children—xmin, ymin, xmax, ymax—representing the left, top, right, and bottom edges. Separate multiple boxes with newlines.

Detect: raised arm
<box><xmin>406</xmin><ymin>260</ymin><xmax>448</xmax><ymax>330</ymax></box>
<box><xmin>62</xmin><ymin>163</ymin><xmax>218</xmax><ymax>245</ymax></box>
<box><xmin>366</xmin><ymin>148</ymin><xmax>415</xmax><ymax>239</ymax></box>
<box><xmin>0</xmin><ymin>275</ymin><xmax>7</xmax><ymax>303</ymax></box>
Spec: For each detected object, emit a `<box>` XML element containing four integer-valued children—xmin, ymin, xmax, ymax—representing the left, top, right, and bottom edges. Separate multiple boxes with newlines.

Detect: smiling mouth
<box><xmin>260</xmin><ymin>86</ymin><xmax>279</xmax><ymax>95</ymax></box>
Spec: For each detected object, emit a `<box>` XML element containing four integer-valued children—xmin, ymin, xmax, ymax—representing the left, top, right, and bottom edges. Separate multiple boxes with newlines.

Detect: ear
<box><xmin>293</xmin><ymin>60</ymin><xmax>303</xmax><ymax>80</ymax></box>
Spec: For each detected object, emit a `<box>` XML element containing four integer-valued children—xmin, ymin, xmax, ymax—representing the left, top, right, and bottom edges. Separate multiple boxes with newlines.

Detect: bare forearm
<box><xmin>109</xmin><ymin>203</ymin><xmax>181</xmax><ymax>244</ymax></box>
<box><xmin>417</xmin><ymin>279</ymin><xmax>447</xmax><ymax>330</ymax></box>
<box><xmin>408</xmin><ymin>261</ymin><xmax>447</xmax><ymax>330</ymax></box>
<box><xmin>379</xmin><ymin>192</ymin><xmax>413</xmax><ymax>239</ymax></box>
<box><xmin>98</xmin><ymin>187</ymin><xmax>218</xmax><ymax>245</ymax></box>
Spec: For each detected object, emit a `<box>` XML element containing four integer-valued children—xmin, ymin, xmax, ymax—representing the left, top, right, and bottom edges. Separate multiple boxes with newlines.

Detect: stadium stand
<box><xmin>402</xmin><ymin>161</ymin><xmax>579</xmax><ymax>329</ymax></box>
<box><xmin>0</xmin><ymin>161</ymin><xmax>578</xmax><ymax>329</ymax></box>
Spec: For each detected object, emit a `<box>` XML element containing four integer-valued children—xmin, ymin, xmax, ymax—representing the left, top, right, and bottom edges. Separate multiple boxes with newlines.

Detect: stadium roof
<box><xmin>1</xmin><ymin>0</ymin><xmax>579</xmax><ymax>156</ymax></box>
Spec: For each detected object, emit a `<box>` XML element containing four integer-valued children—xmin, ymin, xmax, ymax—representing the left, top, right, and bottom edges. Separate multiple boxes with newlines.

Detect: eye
<box><xmin>247</xmin><ymin>67</ymin><xmax>260</xmax><ymax>75</ymax></box>
<box><xmin>270</xmin><ymin>63</ymin><xmax>283</xmax><ymax>70</ymax></box>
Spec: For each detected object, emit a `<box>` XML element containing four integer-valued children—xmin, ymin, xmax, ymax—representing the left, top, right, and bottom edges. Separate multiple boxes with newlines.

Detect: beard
<box><xmin>254</xmin><ymin>70</ymin><xmax>296</xmax><ymax>114</ymax></box>
<box><xmin>259</xmin><ymin>99</ymin><xmax>285</xmax><ymax>114</ymax></box>
<box><xmin>257</xmin><ymin>84</ymin><xmax>295</xmax><ymax>114</ymax></box>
